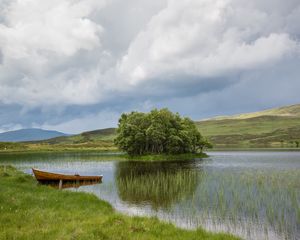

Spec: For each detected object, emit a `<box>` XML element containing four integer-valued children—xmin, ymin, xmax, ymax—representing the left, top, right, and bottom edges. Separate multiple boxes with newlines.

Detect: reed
<box><xmin>0</xmin><ymin>166</ymin><xmax>240</xmax><ymax>240</ymax></box>
<box><xmin>176</xmin><ymin>169</ymin><xmax>300</xmax><ymax>240</ymax></box>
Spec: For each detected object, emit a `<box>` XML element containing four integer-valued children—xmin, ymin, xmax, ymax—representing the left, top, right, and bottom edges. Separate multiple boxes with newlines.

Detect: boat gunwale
<box><xmin>32</xmin><ymin>168</ymin><xmax>103</xmax><ymax>181</ymax></box>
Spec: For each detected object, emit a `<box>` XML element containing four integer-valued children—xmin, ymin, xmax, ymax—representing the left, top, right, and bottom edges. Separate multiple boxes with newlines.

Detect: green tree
<box><xmin>114</xmin><ymin>108</ymin><xmax>212</xmax><ymax>155</ymax></box>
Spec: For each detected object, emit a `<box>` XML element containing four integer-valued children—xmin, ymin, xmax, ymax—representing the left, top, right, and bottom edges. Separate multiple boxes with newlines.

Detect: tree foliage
<box><xmin>114</xmin><ymin>108</ymin><xmax>212</xmax><ymax>155</ymax></box>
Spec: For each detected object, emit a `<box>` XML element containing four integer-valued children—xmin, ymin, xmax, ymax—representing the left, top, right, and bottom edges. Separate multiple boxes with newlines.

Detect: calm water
<box><xmin>1</xmin><ymin>151</ymin><xmax>299</xmax><ymax>240</ymax></box>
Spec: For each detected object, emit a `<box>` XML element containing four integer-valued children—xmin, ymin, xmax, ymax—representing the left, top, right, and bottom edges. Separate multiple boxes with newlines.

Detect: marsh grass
<box><xmin>113</xmin><ymin>160</ymin><xmax>299</xmax><ymax>240</ymax></box>
<box><xmin>183</xmin><ymin>169</ymin><xmax>300</xmax><ymax>240</ymax></box>
<box><xmin>0</xmin><ymin>166</ymin><xmax>239</xmax><ymax>240</ymax></box>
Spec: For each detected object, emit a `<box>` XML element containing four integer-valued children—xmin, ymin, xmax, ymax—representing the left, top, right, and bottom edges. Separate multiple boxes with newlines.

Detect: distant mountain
<box><xmin>196</xmin><ymin>104</ymin><xmax>300</xmax><ymax>148</ymax></box>
<box><xmin>0</xmin><ymin>128</ymin><xmax>68</xmax><ymax>142</ymax></box>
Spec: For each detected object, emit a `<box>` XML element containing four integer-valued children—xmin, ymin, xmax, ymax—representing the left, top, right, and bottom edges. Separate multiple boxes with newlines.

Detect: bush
<box><xmin>114</xmin><ymin>108</ymin><xmax>212</xmax><ymax>155</ymax></box>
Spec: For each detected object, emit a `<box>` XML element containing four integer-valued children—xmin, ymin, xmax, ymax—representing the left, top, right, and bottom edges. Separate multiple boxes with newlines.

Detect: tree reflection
<box><xmin>115</xmin><ymin>160</ymin><xmax>201</xmax><ymax>210</ymax></box>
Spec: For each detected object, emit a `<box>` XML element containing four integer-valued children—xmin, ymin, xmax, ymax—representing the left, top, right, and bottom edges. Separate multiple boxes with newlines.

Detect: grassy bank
<box><xmin>123</xmin><ymin>152</ymin><xmax>208</xmax><ymax>161</ymax></box>
<box><xmin>0</xmin><ymin>141</ymin><xmax>117</xmax><ymax>153</ymax></box>
<box><xmin>0</xmin><ymin>166</ymin><xmax>239</xmax><ymax>240</ymax></box>
<box><xmin>0</xmin><ymin>151</ymin><xmax>208</xmax><ymax>163</ymax></box>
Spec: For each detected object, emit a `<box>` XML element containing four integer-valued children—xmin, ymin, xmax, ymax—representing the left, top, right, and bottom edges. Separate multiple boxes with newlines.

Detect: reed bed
<box><xmin>114</xmin><ymin>161</ymin><xmax>299</xmax><ymax>240</ymax></box>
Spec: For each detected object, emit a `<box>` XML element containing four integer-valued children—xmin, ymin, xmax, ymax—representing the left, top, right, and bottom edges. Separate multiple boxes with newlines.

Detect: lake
<box><xmin>1</xmin><ymin>151</ymin><xmax>299</xmax><ymax>240</ymax></box>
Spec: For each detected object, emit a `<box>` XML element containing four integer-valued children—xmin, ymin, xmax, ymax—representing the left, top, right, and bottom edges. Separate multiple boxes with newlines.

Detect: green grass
<box><xmin>186</xmin><ymin>169</ymin><xmax>300</xmax><ymax>239</ymax></box>
<box><xmin>0</xmin><ymin>128</ymin><xmax>118</xmax><ymax>153</ymax></box>
<box><xmin>196</xmin><ymin>106</ymin><xmax>300</xmax><ymax>148</ymax></box>
<box><xmin>197</xmin><ymin>116</ymin><xmax>300</xmax><ymax>136</ymax></box>
<box><xmin>0</xmin><ymin>166</ymin><xmax>239</xmax><ymax>240</ymax></box>
<box><xmin>39</xmin><ymin>128</ymin><xmax>117</xmax><ymax>144</ymax></box>
<box><xmin>0</xmin><ymin>141</ymin><xmax>117</xmax><ymax>153</ymax></box>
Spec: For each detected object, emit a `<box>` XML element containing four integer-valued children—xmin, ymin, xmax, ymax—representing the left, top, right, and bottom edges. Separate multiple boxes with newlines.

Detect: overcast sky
<box><xmin>0</xmin><ymin>0</ymin><xmax>300</xmax><ymax>133</ymax></box>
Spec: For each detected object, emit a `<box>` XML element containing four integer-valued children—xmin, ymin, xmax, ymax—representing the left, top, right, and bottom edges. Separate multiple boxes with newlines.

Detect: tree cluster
<box><xmin>114</xmin><ymin>108</ymin><xmax>212</xmax><ymax>155</ymax></box>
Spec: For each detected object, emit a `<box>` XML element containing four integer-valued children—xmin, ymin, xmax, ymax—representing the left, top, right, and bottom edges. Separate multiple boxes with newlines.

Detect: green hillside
<box><xmin>1</xmin><ymin>104</ymin><xmax>300</xmax><ymax>152</ymax></box>
<box><xmin>35</xmin><ymin>128</ymin><xmax>117</xmax><ymax>151</ymax></box>
<box><xmin>49</xmin><ymin>104</ymin><xmax>300</xmax><ymax>149</ymax></box>
<box><xmin>210</xmin><ymin>104</ymin><xmax>300</xmax><ymax>120</ymax></box>
<box><xmin>0</xmin><ymin>128</ymin><xmax>117</xmax><ymax>152</ymax></box>
<box><xmin>196</xmin><ymin>104</ymin><xmax>300</xmax><ymax>148</ymax></box>
<box><xmin>41</xmin><ymin>128</ymin><xmax>116</xmax><ymax>144</ymax></box>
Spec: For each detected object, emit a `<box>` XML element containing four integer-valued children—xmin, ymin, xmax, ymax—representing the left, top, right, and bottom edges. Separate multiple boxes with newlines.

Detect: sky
<box><xmin>0</xmin><ymin>0</ymin><xmax>300</xmax><ymax>134</ymax></box>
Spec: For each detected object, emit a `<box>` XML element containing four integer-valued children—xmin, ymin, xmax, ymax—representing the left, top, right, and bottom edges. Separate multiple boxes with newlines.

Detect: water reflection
<box><xmin>1</xmin><ymin>151</ymin><xmax>300</xmax><ymax>240</ymax></box>
<box><xmin>1</xmin><ymin>152</ymin><xmax>123</xmax><ymax>163</ymax></box>
<box><xmin>38</xmin><ymin>179</ymin><xmax>102</xmax><ymax>189</ymax></box>
<box><xmin>116</xmin><ymin>160</ymin><xmax>201</xmax><ymax>209</ymax></box>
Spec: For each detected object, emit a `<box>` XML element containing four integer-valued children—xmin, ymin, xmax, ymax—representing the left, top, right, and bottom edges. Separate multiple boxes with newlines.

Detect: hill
<box><xmin>1</xmin><ymin>104</ymin><xmax>300</xmax><ymax>151</ymax></box>
<box><xmin>39</xmin><ymin>128</ymin><xmax>116</xmax><ymax>144</ymax></box>
<box><xmin>0</xmin><ymin>128</ymin><xmax>117</xmax><ymax>152</ymax></box>
<box><xmin>45</xmin><ymin>104</ymin><xmax>300</xmax><ymax>149</ymax></box>
<box><xmin>210</xmin><ymin>104</ymin><xmax>300</xmax><ymax>120</ymax></box>
<box><xmin>196</xmin><ymin>104</ymin><xmax>300</xmax><ymax>148</ymax></box>
<box><xmin>0</xmin><ymin>128</ymin><xmax>68</xmax><ymax>142</ymax></box>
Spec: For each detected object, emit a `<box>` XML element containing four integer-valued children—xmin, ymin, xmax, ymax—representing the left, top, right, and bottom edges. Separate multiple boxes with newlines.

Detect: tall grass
<box><xmin>0</xmin><ymin>166</ymin><xmax>239</xmax><ymax>240</ymax></box>
<box><xmin>169</xmin><ymin>169</ymin><xmax>300</xmax><ymax>240</ymax></box>
<box><xmin>112</xmin><ymin>161</ymin><xmax>300</xmax><ymax>240</ymax></box>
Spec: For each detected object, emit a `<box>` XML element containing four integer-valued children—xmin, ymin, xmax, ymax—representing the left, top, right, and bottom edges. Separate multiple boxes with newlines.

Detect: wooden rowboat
<box><xmin>32</xmin><ymin>168</ymin><xmax>103</xmax><ymax>182</ymax></box>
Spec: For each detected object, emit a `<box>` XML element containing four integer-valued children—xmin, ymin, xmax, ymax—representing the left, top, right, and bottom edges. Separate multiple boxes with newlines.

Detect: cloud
<box><xmin>0</xmin><ymin>0</ymin><xmax>104</xmax><ymax>58</ymax></box>
<box><xmin>0</xmin><ymin>0</ymin><xmax>299</xmax><ymax>132</ymax></box>
<box><xmin>119</xmin><ymin>0</ymin><xmax>299</xmax><ymax>85</ymax></box>
<box><xmin>0</xmin><ymin>0</ymin><xmax>107</xmax><ymax>106</ymax></box>
<box><xmin>153</xmin><ymin>56</ymin><xmax>300</xmax><ymax>120</ymax></box>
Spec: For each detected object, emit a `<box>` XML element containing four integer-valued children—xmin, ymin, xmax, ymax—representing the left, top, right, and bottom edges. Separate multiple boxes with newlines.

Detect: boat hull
<box><xmin>32</xmin><ymin>168</ymin><xmax>102</xmax><ymax>182</ymax></box>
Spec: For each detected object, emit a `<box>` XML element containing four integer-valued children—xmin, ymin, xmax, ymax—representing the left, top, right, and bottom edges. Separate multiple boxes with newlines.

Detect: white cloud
<box><xmin>0</xmin><ymin>0</ymin><xmax>107</xmax><ymax>106</ymax></box>
<box><xmin>0</xmin><ymin>0</ymin><xmax>104</xmax><ymax>59</ymax></box>
<box><xmin>0</xmin><ymin>0</ymin><xmax>299</xmax><ymax>132</ymax></box>
<box><xmin>119</xmin><ymin>0</ymin><xmax>299</xmax><ymax>84</ymax></box>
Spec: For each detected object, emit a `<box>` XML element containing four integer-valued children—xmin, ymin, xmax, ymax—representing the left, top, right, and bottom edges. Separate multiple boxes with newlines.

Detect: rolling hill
<box><xmin>209</xmin><ymin>104</ymin><xmax>300</xmax><ymax>120</ymax></box>
<box><xmin>1</xmin><ymin>104</ymin><xmax>299</xmax><ymax>151</ymax></box>
<box><xmin>41</xmin><ymin>104</ymin><xmax>300</xmax><ymax>149</ymax></box>
<box><xmin>0</xmin><ymin>128</ymin><xmax>68</xmax><ymax>142</ymax></box>
<box><xmin>29</xmin><ymin>104</ymin><xmax>300</xmax><ymax>149</ymax></box>
<box><xmin>0</xmin><ymin>128</ymin><xmax>116</xmax><ymax>152</ymax></box>
<box><xmin>38</xmin><ymin>128</ymin><xmax>116</xmax><ymax>145</ymax></box>
<box><xmin>196</xmin><ymin>104</ymin><xmax>300</xmax><ymax>148</ymax></box>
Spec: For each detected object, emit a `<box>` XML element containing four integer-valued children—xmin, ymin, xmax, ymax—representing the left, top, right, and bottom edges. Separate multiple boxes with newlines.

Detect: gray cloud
<box><xmin>0</xmin><ymin>0</ymin><xmax>299</xmax><ymax>133</ymax></box>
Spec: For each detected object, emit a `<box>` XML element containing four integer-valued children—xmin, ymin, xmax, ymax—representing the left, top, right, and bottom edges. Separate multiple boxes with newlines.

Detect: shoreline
<box><xmin>1</xmin><ymin>147</ymin><xmax>300</xmax><ymax>155</ymax></box>
<box><xmin>0</xmin><ymin>166</ymin><xmax>239</xmax><ymax>240</ymax></box>
<box><xmin>0</xmin><ymin>151</ymin><xmax>208</xmax><ymax>162</ymax></box>
<box><xmin>208</xmin><ymin>148</ymin><xmax>300</xmax><ymax>152</ymax></box>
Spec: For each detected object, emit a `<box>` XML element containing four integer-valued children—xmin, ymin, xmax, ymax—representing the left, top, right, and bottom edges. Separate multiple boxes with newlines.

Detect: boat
<box><xmin>32</xmin><ymin>168</ymin><xmax>103</xmax><ymax>182</ymax></box>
